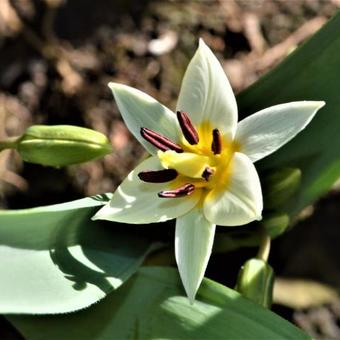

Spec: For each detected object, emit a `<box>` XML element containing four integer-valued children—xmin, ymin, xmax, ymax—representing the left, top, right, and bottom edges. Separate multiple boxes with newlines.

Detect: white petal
<box><xmin>109</xmin><ymin>83</ymin><xmax>180</xmax><ymax>155</ymax></box>
<box><xmin>175</xmin><ymin>207</ymin><xmax>216</xmax><ymax>303</ymax></box>
<box><xmin>203</xmin><ymin>152</ymin><xmax>262</xmax><ymax>226</ymax></box>
<box><xmin>176</xmin><ymin>39</ymin><xmax>238</xmax><ymax>139</ymax></box>
<box><xmin>236</xmin><ymin>101</ymin><xmax>325</xmax><ymax>163</ymax></box>
<box><xmin>93</xmin><ymin>156</ymin><xmax>200</xmax><ymax>224</ymax></box>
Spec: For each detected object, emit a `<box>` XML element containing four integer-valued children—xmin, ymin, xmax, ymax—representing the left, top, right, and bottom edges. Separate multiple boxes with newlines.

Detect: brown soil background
<box><xmin>1</xmin><ymin>0</ymin><xmax>340</xmax><ymax>339</ymax></box>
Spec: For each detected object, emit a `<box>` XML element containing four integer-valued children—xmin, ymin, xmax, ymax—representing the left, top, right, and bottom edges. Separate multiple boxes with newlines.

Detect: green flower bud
<box><xmin>263</xmin><ymin>168</ymin><xmax>301</xmax><ymax>209</ymax></box>
<box><xmin>17</xmin><ymin>125</ymin><xmax>112</xmax><ymax>166</ymax></box>
<box><xmin>235</xmin><ymin>258</ymin><xmax>274</xmax><ymax>309</ymax></box>
<box><xmin>260</xmin><ymin>213</ymin><xmax>290</xmax><ymax>238</ymax></box>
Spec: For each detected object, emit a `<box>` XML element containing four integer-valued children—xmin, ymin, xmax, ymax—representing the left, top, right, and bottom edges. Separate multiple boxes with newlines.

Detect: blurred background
<box><xmin>1</xmin><ymin>0</ymin><xmax>340</xmax><ymax>339</ymax></box>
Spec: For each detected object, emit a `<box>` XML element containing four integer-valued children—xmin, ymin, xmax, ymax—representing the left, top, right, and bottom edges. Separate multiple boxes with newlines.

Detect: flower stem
<box><xmin>256</xmin><ymin>231</ymin><xmax>271</xmax><ymax>262</ymax></box>
<box><xmin>0</xmin><ymin>136</ymin><xmax>20</xmax><ymax>152</ymax></box>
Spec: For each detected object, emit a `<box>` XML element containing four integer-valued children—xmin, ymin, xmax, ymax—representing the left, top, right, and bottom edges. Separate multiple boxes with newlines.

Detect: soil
<box><xmin>0</xmin><ymin>0</ymin><xmax>339</xmax><ymax>339</ymax></box>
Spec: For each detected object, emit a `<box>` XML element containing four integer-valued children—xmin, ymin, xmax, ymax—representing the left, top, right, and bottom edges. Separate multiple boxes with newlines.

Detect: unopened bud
<box><xmin>17</xmin><ymin>125</ymin><xmax>112</xmax><ymax>166</ymax></box>
<box><xmin>260</xmin><ymin>213</ymin><xmax>290</xmax><ymax>238</ymax></box>
<box><xmin>235</xmin><ymin>258</ymin><xmax>274</xmax><ymax>309</ymax></box>
<box><xmin>263</xmin><ymin>168</ymin><xmax>301</xmax><ymax>209</ymax></box>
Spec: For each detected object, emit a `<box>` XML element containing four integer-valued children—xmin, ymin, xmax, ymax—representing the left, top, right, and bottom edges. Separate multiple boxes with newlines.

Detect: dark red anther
<box><xmin>140</xmin><ymin>127</ymin><xmax>183</xmax><ymax>153</ymax></box>
<box><xmin>211</xmin><ymin>128</ymin><xmax>222</xmax><ymax>155</ymax></box>
<box><xmin>176</xmin><ymin>111</ymin><xmax>199</xmax><ymax>145</ymax></box>
<box><xmin>202</xmin><ymin>167</ymin><xmax>214</xmax><ymax>181</ymax></box>
<box><xmin>158</xmin><ymin>183</ymin><xmax>195</xmax><ymax>198</ymax></box>
<box><xmin>138</xmin><ymin>169</ymin><xmax>178</xmax><ymax>183</ymax></box>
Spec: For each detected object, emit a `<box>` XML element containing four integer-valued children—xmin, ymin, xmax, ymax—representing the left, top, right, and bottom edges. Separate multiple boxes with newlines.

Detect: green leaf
<box><xmin>8</xmin><ymin>267</ymin><xmax>309</xmax><ymax>340</ymax></box>
<box><xmin>0</xmin><ymin>195</ymin><xmax>153</xmax><ymax>314</ymax></box>
<box><xmin>237</xmin><ymin>13</ymin><xmax>340</xmax><ymax>215</ymax></box>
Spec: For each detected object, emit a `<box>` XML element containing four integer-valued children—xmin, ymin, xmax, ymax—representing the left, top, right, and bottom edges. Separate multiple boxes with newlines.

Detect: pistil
<box><xmin>176</xmin><ymin>111</ymin><xmax>199</xmax><ymax>145</ymax></box>
<box><xmin>158</xmin><ymin>183</ymin><xmax>195</xmax><ymax>198</ymax></box>
<box><xmin>138</xmin><ymin>169</ymin><xmax>178</xmax><ymax>183</ymax></box>
<box><xmin>141</xmin><ymin>127</ymin><xmax>183</xmax><ymax>153</ymax></box>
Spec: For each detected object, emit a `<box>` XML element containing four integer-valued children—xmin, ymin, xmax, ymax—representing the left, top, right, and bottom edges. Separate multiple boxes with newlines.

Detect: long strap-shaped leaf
<box><xmin>0</xmin><ymin>194</ymin><xmax>154</xmax><ymax>314</ymax></box>
<box><xmin>238</xmin><ymin>13</ymin><xmax>340</xmax><ymax>215</ymax></box>
<box><xmin>8</xmin><ymin>267</ymin><xmax>309</xmax><ymax>339</ymax></box>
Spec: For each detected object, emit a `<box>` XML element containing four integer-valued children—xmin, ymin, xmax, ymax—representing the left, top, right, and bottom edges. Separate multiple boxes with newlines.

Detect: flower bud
<box><xmin>263</xmin><ymin>168</ymin><xmax>301</xmax><ymax>209</ymax></box>
<box><xmin>17</xmin><ymin>125</ymin><xmax>112</xmax><ymax>166</ymax></box>
<box><xmin>235</xmin><ymin>258</ymin><xmax>274</xmax><ymax>309</ymax></box>
<box><xmin>260</xmin><ymin>213</ymin><xmax>290</xmax><ymax>238</ymax></box>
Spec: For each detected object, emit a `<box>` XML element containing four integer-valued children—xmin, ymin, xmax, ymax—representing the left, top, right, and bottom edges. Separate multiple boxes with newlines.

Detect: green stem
<box><xmin>0</xmin><ymin>136</ymin><xmax>20</xmax><ymax>152</ymax></box>
<box><xmin>256</xmin><ymin>232</ymin><xmax>271</xmax><ymax>262</ymax></box>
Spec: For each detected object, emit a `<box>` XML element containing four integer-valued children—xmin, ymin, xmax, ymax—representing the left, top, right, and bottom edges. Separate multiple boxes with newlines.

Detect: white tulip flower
<box><xmin>93</xmin><ymin>39</ymin><xmax>325</xmax><ymax>303</ymax></box>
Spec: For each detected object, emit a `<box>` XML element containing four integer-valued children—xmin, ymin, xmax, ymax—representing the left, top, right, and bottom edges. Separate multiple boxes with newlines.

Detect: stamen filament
<box><xmin>141</xmin><ymin>127</ymin><xmax>183</xmax><ymax>153</ymax></box>
<box><xmin>138</xmin><ymin>169</ymin><xmax>178</xmax><ymax>183</ymax></box>
<box><xmin>211</xmin><ymin>128</ymin><xmax>222</xmax><ymax>154</ymax></box>
<box><xmin>158</xmin><ymin>183</ymin><xmax>195</xmax><ymax>198</ymax></box>
<box><xmin>176</xmin><ymin>111</ymin><xmax>199</xmax><ymax>145</ymax></box>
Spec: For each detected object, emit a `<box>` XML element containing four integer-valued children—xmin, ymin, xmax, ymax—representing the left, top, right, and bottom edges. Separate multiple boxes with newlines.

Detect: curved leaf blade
<box><xmin>237</xmin><ymin>13</ymin><xmax>340</xmax><ymax>215</ymax></box>
<box><xmin>0</xmin><ymin>195</ymin><xmax>153</xmax><ymax>314</ymax></box>
<box><xmin>8</xmin><ymin>267</ymin><xmax>309</xmax><ymax>339</ymax></box>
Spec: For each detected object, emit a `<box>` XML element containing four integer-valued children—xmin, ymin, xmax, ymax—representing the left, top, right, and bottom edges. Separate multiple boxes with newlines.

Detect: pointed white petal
<box><xmin>176</xmin><ymin>39</ymin><xmax>238</xmax><ymax>139</ymax></box>
<box><xmin>93</xmin><ymin>156</ymin><xmax>200</xmax><ymax>224</ymax></box>
<box><xmin>175</xmin><ymin>207</ymin><xmax>216</xmax><ymax>303</ymax></box>
<box><xmin>203</xmin><ymin>152</ymin><xmax>262</xmax><ymax>226</ymax></box>
<box><xmin>236</xmin><ymin>101</ymin><xmax>325</xmax><ymax>163</ymax></box>
<box><xmin>109</xmin><ymin>83</ymin><xmax>180</xmax><ymax>155</ymax></box>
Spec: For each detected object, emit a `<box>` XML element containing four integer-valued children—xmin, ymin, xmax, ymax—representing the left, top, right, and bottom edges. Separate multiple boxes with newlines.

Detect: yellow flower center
<box><xmin>139</xmin><ymin>112</ymin><xmax>240</xmax><ymax>198</ymax></box>
<box><xmin>158</xmin><ymin>122</ymin><xmax>239</xmax><ymax>192</ymax></box>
